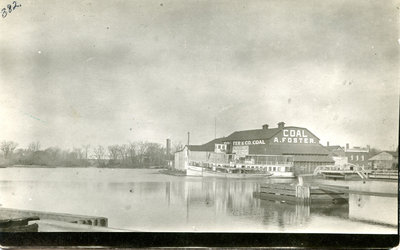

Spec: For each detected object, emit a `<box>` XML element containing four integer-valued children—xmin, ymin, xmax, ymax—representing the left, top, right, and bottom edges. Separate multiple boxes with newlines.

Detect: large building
<box><xmin>175</xmin><ymin>122</ymin><xmax>334</xmax><ymax>175</ymax></box>
<box><xmin>344</xmin><ymin>144</ymin><xmax>371</xmax><ymax>167</ymax></box>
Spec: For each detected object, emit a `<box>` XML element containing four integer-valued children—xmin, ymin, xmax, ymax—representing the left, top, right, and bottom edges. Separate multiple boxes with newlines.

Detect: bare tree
<box><xmin>72</xmin><ymin>147</ymin><xmax>84</xmax><ymax>160</ymax></box>
<box><xmin>128</xmin><ymin>142</ymin><xmax>136</xmax><ymax>166</ymax></box>
<box><xmin>118</xmin><ymin>144</ymin><xmax>129</xmax><ymax>164</ymax></box>
<box><xmin>0</xmin><ymin>140</ymin><xmax>18</xmax><ymax>159</ymax></box>
<box><xmin>28</xmin><ymin>141</ymin><xmax>41</xmax><ymax>152</ymax></box>
<box><xmin>82</xmin><ymin>144</ymin><xmax>90</xmax><ymax>160</ymax></box>
<box><xmin>108</xmin><ymin>145</ymin><xmax>120</xmax><ymax>162</ymax></box>
<box><xmin>134</xmin><ymin>141</ymin><xmax>148</xmax><ymax>166</ymax></box>
<box><xmin>93</xmin><ymin>145</ymin><xmax>105</xmax><ymax>165</ymax></box>
<box><xmin>173</xmin><ymin>142</ymin><xmax>184</xmax><ymax>153</ymax></box>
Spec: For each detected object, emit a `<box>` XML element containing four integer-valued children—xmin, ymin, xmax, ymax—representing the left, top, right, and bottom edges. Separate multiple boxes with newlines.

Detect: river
<box><xmin>0</xmin><ymin>167</ymin><xmax>397</xmax><ymax>233</ymax></box>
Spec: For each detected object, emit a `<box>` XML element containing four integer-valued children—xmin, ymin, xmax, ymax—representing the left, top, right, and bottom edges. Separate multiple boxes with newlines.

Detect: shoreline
<box><xmin>5</xmin><ymin>165</ymin><xmax>166</xmax><ymax>170</ymax></box>
<box><xmin>158</xmin><ymin>169</ymin><xmax>187</xmax><ymax>176</ymax></box>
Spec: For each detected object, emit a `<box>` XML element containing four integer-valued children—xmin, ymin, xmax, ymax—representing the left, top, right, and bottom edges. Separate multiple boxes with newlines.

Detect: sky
<box><xmin>0</xmin><ymin>0</ymin><xmax>399</xmax><ymax>151</ymax></box>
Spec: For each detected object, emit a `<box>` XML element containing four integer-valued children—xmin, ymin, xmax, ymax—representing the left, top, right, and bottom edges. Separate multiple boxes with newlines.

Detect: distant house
<box><xmin>368</xmin><ymin>151</ymin><xmax>398</xmax><ymax>170</ymax></box>
<box><xmin>325</xmin><ymin>143</ymin><xmax>347</xmax><ymax>165</ymax></box>
<box><xmin>344</xmin><ymin>143</ymin><xmax>370</xmax><ymax>167</ymax></box>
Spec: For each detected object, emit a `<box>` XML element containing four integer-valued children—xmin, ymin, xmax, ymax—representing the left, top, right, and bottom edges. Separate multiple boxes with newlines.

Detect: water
<box><xmin>0</xmin><ymin>167</ymin><xmax>397</xmax><ymax>233</ymax></box>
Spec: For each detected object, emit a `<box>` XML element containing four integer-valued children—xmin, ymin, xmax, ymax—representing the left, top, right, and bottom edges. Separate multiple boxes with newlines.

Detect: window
<box><xmin>351</xmin><ymin>155</ymin><xmax>353</xmax><ymax>161</ymax></box>
<box><xmin>356</xmin><ymin>155</ymin><xmax>359</xmax><ymax>161</ymax></box>
<box><xmin>361</xmin><ymin>155</ymin><xmax>364</xmax><ymax>161</ymax></box>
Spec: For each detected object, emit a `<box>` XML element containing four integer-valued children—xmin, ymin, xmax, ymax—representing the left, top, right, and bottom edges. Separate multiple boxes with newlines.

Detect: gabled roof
<box><xmin>325</xmin><ymin>145</ymin><xmax>344</xmax><ymax>151</ymax></box>
<box><xmin>224</xmin><ymin>128</ymin><xmax>282</xmax><ymax>141</ymax></box>
<box><xmin>293</xmin><ymin>155</ymin><xmax>334</xmax><ymax>163</ymax></box>
<box><xmin>250</xmin><ymin>143</ymin><xmax>331</xmax><ymax>155</ymax></box>
<box><xmin>187</xmin><ymin>137</ymin><xmax>225</xmax><ymax>152</ymax></box>
<box><xmin>368</xmin><ymin>151</ymin><xmax>398</xmax><ymax>160</ymax></box>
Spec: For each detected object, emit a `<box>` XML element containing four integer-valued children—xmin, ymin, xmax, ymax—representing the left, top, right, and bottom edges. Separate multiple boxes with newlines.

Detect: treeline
<box><xmin>0</xmin><ymin>140</ymin><xmax>182</xmax><ymax>168</ymax></box>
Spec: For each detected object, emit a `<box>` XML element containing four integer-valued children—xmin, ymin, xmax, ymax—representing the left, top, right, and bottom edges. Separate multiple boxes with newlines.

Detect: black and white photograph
<box><xmin>0</xmin><ymin>0</ymin><xmax>398</xmax><ymax>247</ymax></box>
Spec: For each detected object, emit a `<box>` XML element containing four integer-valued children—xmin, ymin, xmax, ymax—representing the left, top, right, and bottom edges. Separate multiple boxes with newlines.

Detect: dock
<box><xmin>0</xmin><ymin>207</ymin><xmax>108</xmax><ymax>227</ymax></box>
<box><xmin>258</xmin><ymin>183</ymin><xmax>348</xmax><ymax>204</ymax></box>
<box><xmin>0</xmin><ymin>216</ymin><xmax>40</xmax><ymax>232</ymax></box>
<box><xmin>0</xmin><ymin>207</ymin><xmax>132</xmax><ymax>232</ymax></box>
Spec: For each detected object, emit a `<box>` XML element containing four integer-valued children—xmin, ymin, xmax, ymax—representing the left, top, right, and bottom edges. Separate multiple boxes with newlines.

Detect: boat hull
<box><xmin>186</xmin><ymin>166</ymin><xmax>271</xmax><ymax>179</ymax></box>
<box><xmin>187</xmin><ymin>165</ymin><xmax>295</xmax><ymax>178</ymax></box>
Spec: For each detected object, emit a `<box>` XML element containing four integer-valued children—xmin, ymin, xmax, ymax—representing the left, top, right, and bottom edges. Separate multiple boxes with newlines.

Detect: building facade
<box><xmin>368</xmin><ymin>151</ymin><xmax>398</xmax><ymax>170</ymax></box>
<box><xmin>175</xmin><ymin>122</ymin><xmax>334</xmax><ymax>175</ymax></box>
<box><xmin>344</xmin><ymin>144</ymin><xmax>370</xmax><ymax>167</ymax></box>
<box><xmin>325</xmin><ymin>143</ymin><xmax>348</xmax><ymax>166</ymax></box>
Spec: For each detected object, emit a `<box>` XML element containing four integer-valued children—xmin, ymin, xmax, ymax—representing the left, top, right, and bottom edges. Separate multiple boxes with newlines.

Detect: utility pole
<box><xmin>214</xmin><ymin>117</ymin><xmax>217</xmax><ymax>139</ymax></box>
<box><xmin>187</xmin><ymin>132</ymin><xmax>190</xmax><ymax>146</ymax></box>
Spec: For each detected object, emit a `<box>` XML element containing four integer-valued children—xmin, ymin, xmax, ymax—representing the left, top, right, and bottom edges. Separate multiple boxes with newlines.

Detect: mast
<box><xmin>214</xmin><ymin>117</ymin><xmax>217</xmax><ymax>139</ymax></box>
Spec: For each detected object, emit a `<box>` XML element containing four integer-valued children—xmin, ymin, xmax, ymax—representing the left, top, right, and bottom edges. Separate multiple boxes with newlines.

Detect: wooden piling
<box><xmin>258</xmin><ymin>183</ymin><xmax>348</xmax><ymax>204</ymax></box>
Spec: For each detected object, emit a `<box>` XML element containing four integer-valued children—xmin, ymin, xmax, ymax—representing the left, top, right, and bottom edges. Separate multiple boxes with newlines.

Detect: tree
<box><xmin>0</xmin><ymin>141</ymin><xmax>18</xmax><ymax>159</ymax></box>
<box><xmin>28</xmin><ymin>141</ymin><xmax>41</xmax><ymax>152</ymax></box>
<box><xmin>127</xmin><ymin>143</ymin><xmax>136</xmax><ymax>166</ymax></box>
<box><xmin>173</xmin><ymin>142</ymin><xmax>184</xmax><ymax>153</ymax></box>
<box><xmin>118</xmin><ymin>144</ymin><xmax>129</xmax><ymax>165</ymax></box>
<box><xmin>108</xmin><ymin>145</ymin><xmax>120</xmax><ymax>162</ymax></box>
<box><xmin>82</xmin><ymin>144</ymin><xmax>90</xmax><ymax>160</ymax></box>
<box><xmin>134</xmin><ymin>141</ymin><xmax>148</xmax><ymax>167</ymax></box>
<box><xmin>93</xmin><ymin>145</ymin><xmax>105</xmax><ymax>165</ymax></box>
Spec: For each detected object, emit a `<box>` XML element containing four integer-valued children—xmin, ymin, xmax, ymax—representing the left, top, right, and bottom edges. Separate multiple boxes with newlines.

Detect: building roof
<box><xmin>250</xmin><ymin>143</ymin><xmax>332</xmax><ymax>156</ymax></box>
<box><xmin>187</xmin><ymin>138</ymin><xmax>225</xmax><ymax>152</ymax></box>
<box><xmin>223</xmin><ymin>128</ymin><xmax>282</xmax><ymax>141</ymax></box>
<box><xmin>345</xmin><ymin>147</ymin><xmax>369</xmax><ymax>153</ymax></box>
<box><xmin>325</xmin><ymin>145</ymin><xmax>344</xmax><ymax>151</ymax></box>
<box><xmin>293</xmin><ymin>155</ymin><xmax>335</xmax><ymax>163</ymax></box>
<box><xmin>368</xmin><ymin>151</ymin><xmax>398</xmax><ymax>160</ymax></box>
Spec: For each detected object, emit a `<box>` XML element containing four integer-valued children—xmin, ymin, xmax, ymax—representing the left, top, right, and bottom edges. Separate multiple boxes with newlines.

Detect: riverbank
<box><xmin>159</xmin><ymin>169</ymin><xmax>187</xmax><ymax>176</ymax></box>
<box><xmin>7</xmin><ymin>164</ymin><xmax>166</xmax><ymax>169</ymax></box>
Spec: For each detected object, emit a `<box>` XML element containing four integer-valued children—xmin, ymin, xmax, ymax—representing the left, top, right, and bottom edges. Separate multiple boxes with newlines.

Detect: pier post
<box><xmin>295</xmin><ymin>185</ymin><xmax>310</xmax><ymax>203</ymax></box>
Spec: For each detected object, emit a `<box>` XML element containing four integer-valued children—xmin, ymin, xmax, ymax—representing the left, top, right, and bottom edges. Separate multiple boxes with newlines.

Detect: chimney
<box><xmin>262</xmin><ymin>124</ymin><xmax>269</xmax><ymax>130</ymax></box>
<box><xmin>346</xmin><ymin>143</ymin><xmax>349</xmax><ymax>150</ymax></box>
<box><xmin>277</xmin><ymin>122</ymin><xmax>285</xmax><ymax>129</ymax></box>
<box><xmin>166</xmin><ymin>139</ymin><xmax>171</xmax><ymax>157</ymax></box>
<box><xmin>367</xmin><ymin>145</ymin><xmax>370</xmax><ymax>152</ymax></box>
<box><xmin>187</xmin><ymin>132</ymin><xmax>190</xmax><ymax>146</ymax></box>
<box><xmin>327</xmin><ymin>141</ymin><xmax>330</xmax><ymax>147</ymax></box>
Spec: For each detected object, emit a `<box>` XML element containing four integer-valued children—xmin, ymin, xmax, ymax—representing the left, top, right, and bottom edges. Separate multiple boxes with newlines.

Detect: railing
<box><xmin>313</xmin><ymin>163</ymin><xmax>370</xmax><ymax>180</ymax></box>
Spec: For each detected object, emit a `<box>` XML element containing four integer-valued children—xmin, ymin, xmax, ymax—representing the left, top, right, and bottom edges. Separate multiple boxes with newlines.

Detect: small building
<box><xmin>344</xmin><ymin>143</ymin><xmax>370</xmax><ymax>167</ymax></box>
<box><xmin>325</xmin><ymin>143</ymin><xmax>348</xmax><ymax>166</ymax></box>
<box><xmin>368</xmin><ymin>151</ymin><xmax>398</xmax><ymax>170</ymax></box>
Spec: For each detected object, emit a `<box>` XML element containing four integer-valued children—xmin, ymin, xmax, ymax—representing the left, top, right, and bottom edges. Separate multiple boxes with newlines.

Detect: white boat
<box><xmin>186</xmin><ymin>165</ymin><xmax>273</xmax><ymax>179</ymax></box>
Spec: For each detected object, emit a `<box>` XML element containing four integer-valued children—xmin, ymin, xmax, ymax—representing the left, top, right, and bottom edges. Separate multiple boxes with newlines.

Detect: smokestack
<box><xmin>187</xmin><ymin>132</ymin><xmax>190</xmax><ymax>146</ymax></box>
<box><xmin>367</xmin><ymin>145</ymin><xmax>370</xmax><ymax>152</ymax></box>
<box><xmin>327</xmin><ymin>141</ymin><xmax>329</xmax><ymax>147</ymax></box>
<box><xmin>262</xmin><ymin>124</ymin><xmax>269</xmax><ymax>130</ymax></box>
<box><xmin>166</xmin><ymin>139</ymin><xmax>171</xmax><ymax>157</ymax></box>
<box><xmin>277</xmin><ymin>122</ymin><xmax>285</xmax><ymax>129</ymax></box>
<box><xmin>346</xmin><ymin>143</ymin><xmax>349</xmax><ymax>150</ymax></box>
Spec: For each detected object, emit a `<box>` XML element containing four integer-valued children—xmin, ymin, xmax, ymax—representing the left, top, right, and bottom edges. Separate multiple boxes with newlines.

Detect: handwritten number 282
<box><xmin>2</xmin><ymin>1</ymin><xmax>21</xmax><ymax>18</ymax></box>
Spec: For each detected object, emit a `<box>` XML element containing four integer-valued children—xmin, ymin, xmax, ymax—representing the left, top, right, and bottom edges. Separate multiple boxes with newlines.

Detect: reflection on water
<box><xmin>0</xmin><ymin>168</ymin><xmax>397</xmax><ymax>233</ymax></box>
<box><xmin>349</xmin><ymin>194</ymin><xmax>397</xmax><ymax>226</ymax></box>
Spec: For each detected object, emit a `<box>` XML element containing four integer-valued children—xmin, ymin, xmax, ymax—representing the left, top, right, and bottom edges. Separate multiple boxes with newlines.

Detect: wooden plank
<box><xmin>259</xmin><ymin>193</ymin><xmax>297</xmax><ymax>201</ymax></box>
<box><xmin>0</xmin><ymin>223</ymin><xmax>39</xmax><ymax>232</ymax></box>
<box><xmin>311</xmin><ymin>198</ymin><xmax>347</xmax><ymax>204</ymax></box>
<box><xmin>260</xmin><ymin>184</ymin><xmax>295</xmax><ymax>191</ymax></box>
<box><xmin>0</xmin><ymin>216</ymin><xmax>40</xmax><ymax>228</ymax></box>
<box><xmin>311</xmin><ymin>190</ymin><xmax>346</xmax><ymax>195</ymax></box>
<box><xmin>260</xmin><ymin>188</ymin><xmax>296</xmax><ymax>196</ymax></box>
<box><xmin>311</xmin><ymin>194</ymin><xmax>347</xmax><ymax>200</ymax></box>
